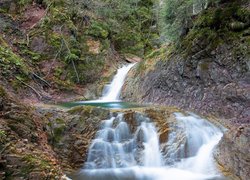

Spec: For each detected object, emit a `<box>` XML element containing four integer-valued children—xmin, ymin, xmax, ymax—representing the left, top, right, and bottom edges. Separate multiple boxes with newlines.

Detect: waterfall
<box><xmin>74</xmin><ymin>112</ymin><xmax>223</xmax><ymax>180</ymax></box>
<box><xmin>100</xmin><ymin>63</ymin><xmax>136</xmax><ymax>102</ymax></box>
<box><xmin>84</xmin><ymin>114</ymin><xmax>162</xmax><ymax>169</ymax></box>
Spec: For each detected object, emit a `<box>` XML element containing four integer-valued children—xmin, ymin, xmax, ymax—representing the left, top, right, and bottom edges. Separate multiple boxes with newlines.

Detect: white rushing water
<box><xmin>74</xmin><ymin>112</ymin><xmax>223</xmax><ymax>180</ymax></box>
<box><xmin>71</xmin><ymin>61</ymin><xmax>223</xmax><ymax>179</ymax></box>
<box><xmin>100</xmin><ymin>63</ymin><xmax>136</xmax><ymax>102</ymax></box>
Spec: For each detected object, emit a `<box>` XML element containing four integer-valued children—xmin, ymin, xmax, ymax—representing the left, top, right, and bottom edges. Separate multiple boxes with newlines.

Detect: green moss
<box><xmin>194</xmin><ymin>9</ymin><xmax>215</xmax><ymax>28</ymax></box>
<box><xmin>64</xmin><ymin>53</ymin><xmax>105</xmax><ymax>84</ymax></box>
<box><xmin>11</xmin><ymin>75</ymin><xmax>29</xmax><ymax>90</ymax></box>
<box><xmin>235</xmin><ymin>8</ymin><xmax>250</xmax><ymax>23</ymax></box>
<box><xmin>181</xmin><ymin>27</ymin><xmax>223</xmax><ymax>56</ymax></box>
<box><xmin>146</xmin><ymin>47</ymin><xmax>168</xmax><ymax>59</ymax></box>
<box><xmin>1</xmin><ymin>0</ymin><xmax>158</xmax><ymax>89</ymax></box>
<box><xmin>136</xmin><ymin>60</ymin><xmax>147</xmax><ymax>74</ymax></box>
<box><xmin>0</xmin><ymin>45</ymin><xmax>30</xmax><ymax>77</ymax></box>
<box><xmin>54</xmin><ymin>67</ymin><xmax>63</xmax><ymax>78</ymax></box>
<box><xmin>65</xmin><ymin>53</ymin><xmax>79</xmax><ymax>63</ymax></box>
<box><xmin>18</xmin><ymin>0</ymin><xmax>32</xmax><ymax>7</ymax></box>
<box><xmin>53</xmin><ymin>78</ymin><xmax>74</xmax><ymax>91</ymax></box>
<box><xmin>48</xmin><ymin>33</ymin><xmax>62</xmax><ymax>48</ymax></box>
<box><xmin>50</xmin><ymin>8</ymin><xmax>69</xmax><ymax>24</ymax></box>
<box><xmin>47</xmin><ymin>118</ymin><xmax>66</xmax><ymax>144</ymax></box>
<box><xmin>68</xmin><ymin>106</ymin><xmax>93</xmax><ymax>115</ymax></box>
<box><xmin>21</xmin><ymin>154</ymin><xmax>51</xmax><ymax>176</ymax></box>
<box><xmin>0</xmin><ymin>86</ymin><xmax>7</xmax><ymax>97</ymax></box>
<box><xmin>53</xmin><ymin>125</ymin><xmax>65</xmax><ymax>143</ymax></box>
<box><xmin>87</xmin><ymin>21</ymin><xmax>109</xmax><ymax>39</ymax></box>
<box><xmin>18</xmin><ymin>43</ymin><xmax>42</xmax><ymax>62</ymax></box>
<box><xmin>113</xmin><ymin>32</ymin><xmax>144</xmax><ymax>56</ymax></box>
<box><xmin>0</xmin><ymin>7</ymin><xmax>8</xmax><ymax>13</ymax></box>
<box><xmin>0</xmin><ymin>130</ymin><xmax>7</xmax><ymax>143</ymax></box>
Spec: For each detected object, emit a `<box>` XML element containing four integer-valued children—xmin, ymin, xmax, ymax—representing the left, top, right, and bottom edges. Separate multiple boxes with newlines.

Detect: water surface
<box><xmin>60</xmin><ymin>101</ymin><xmax>144</xmax><ymax>109</ymax></box>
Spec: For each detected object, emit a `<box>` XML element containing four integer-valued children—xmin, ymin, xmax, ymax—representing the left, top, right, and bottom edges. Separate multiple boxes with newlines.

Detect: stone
<box><xmin>86</xmin><ymin>39</ymin><xmax>101</xmax><ymax>54</ymax></box>
<box><xmin>30</xmin><ymin>37</ymin><xmax>48</xmax><ymax>53</ymax></box>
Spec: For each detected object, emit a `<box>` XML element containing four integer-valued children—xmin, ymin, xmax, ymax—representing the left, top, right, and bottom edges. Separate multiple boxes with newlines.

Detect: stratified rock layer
<box><xmin>215</xmin><ymin>126</ymin><xmax>250</xmax><ymax>180</ymax></box>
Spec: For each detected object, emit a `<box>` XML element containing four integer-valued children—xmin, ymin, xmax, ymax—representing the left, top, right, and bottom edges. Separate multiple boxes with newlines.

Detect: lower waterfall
<box><xmin>73</xmin><ymin>112</ymin><xmax>223</xmax><ymax>180</ymax></box>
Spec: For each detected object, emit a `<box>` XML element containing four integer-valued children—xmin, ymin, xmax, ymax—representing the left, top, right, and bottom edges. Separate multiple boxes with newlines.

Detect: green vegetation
<box><xmin>0</xmin><ymin>0</ymin><xmax>160</xmax><ymax>92</ymax></box>
<box><xmin>189</xmin><ymin>3</ymin><xmax>248</xmax><ymax>44</ymax></box>
<box><xmin>21</xmin><ymin>154</ymin><xmax>52</xmax><ymax>176</ymax></box>
<box><xmin>0</xmin><ymin>43</ymin><xmax>30</xmax><ymax>78</ymax></box>
<box><xmin>48</xmin><ymin>118</ymin><xmax>66</xmax><ymax>144</ymax></box>
<box><xmin>0</xmin><ymin>0</ymin><xmax>249</xmax><ymax>94</ymax></box>
<box><xmin>0</xmin><ymin>130</ymin><xmax>7</xmax><ymax>143</ymax></box>
<box><xmin>0</xmin><ymin>86</ymin><xmax>7</xmax><ymax>97</ymax></box>
<box><xmin>158</xmin><ymin>0</ymin><xmax>249</xmax><ymax>43</ymax></box>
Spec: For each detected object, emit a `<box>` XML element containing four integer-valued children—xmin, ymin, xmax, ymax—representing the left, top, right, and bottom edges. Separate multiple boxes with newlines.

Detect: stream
<box><xmin>68</xmin><ymin>63</ymin><xmax>224</xmax><ymax>180</ymax></box>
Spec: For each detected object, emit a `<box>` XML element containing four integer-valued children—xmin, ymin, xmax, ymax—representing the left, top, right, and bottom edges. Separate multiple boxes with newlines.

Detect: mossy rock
<box><xmin>229</xmin><ymin>21</ymin><xmax>248</xmax><ymax>31</ymax></box>
<box><xmin>68</xmin><ymin>106</ymin><xmax>110</xmax><ymax>120</ymax></box>
<box><xmin>0</xmin><ymin>44</ymin><xmax>30</xmax><ymax>77</ymax></box>
<box><xmin>0</xmin><ymin>86</ymin><xmax>7</xmax><ymax>97</ymax></box>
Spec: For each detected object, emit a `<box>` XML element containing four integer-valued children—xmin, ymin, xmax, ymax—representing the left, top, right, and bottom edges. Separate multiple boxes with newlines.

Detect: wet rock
<box><xmin>159</xmin><ymin>129</ymin><xmax>169</xmax><ymax>144</ymax></box>
<box><xmin>37</xmin><ymin>106</ymin><xmax>110</xmax><ymax>171</ymax></box>
<box><xmin>123</xmin><ymin>111</ymin><xmax>138</xmax><ymax>133</ymax></box>
<box><xmin>215</xmin><ymin>126</ymin><xmax>250</xmax><ymax>180</ymax></box>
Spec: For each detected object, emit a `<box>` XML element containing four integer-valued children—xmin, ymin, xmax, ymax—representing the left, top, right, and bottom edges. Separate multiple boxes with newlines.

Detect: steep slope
<box><xmin>0</xmin><ymin>86</ymin><xmax>63</xmax><ymax>179</ymax></box>
<box><xmin>0</xmin><ymin>0</ymin><xmax>158</xmax><ymax>103</ymax></box>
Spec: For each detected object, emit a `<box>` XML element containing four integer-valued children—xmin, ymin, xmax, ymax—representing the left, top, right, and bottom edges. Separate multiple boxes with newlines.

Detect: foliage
<box><xmin>79</xmin><ymin>0</ymin><xmax>159</xmax><ymax>56</ymax></box>
<box><xmin>65</xmin><ymin>53</ymin><xmax>79</xmax><ymax>63</ymax></box>
<box><xmin>159</xmin><ymin>0</ymin><xmax>249</xmax><ymax>43</ymax></box>
<box><xmin>0</xmin><ymin>44</ymin><xmax>30</xmax><ymax>78</ymax></box>
<box><xmin>0</xmin><ymin>130</ymin><xmax>7</xmax><ymax>143</ymax></box>
<box><xmin>159</xmin><ymin>0</ymin><xmax>193</xmax><ymax>42</ymax></box>
<box><xmin>86</xmin><ymin>21</ymin><xmax>109</xmax><ymax>39</ymax></box>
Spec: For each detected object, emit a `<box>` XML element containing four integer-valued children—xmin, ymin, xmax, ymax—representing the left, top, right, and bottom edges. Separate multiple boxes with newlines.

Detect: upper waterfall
<box><xmin>100</xmin><ymin>63</ymin><xmax>136</xmax><ymax>102</ymax></box>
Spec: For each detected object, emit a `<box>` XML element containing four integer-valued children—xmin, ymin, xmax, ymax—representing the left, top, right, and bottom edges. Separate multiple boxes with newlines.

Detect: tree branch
<box><xmin>31</xmin><ymin>72</ymin><xmax>51</xmax><ymax>87</ymax></box>
<box><xmin>16</xmin><ymin>77</ymin><xmax>42</xmax><ymax>99</ymax></box>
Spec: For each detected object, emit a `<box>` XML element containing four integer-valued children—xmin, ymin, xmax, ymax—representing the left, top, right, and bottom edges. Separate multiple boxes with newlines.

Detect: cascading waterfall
<box><xmin>74</xmin><ymin>112</ymin><xmax>223</xmax><ymax>180</ymax></box>
<box><xmin>84</xmin><ymin>114</ymin><xmax>162</xmax><ymax>170</ymax></box>
<box><xmin>71</xmin><ymin>60</ymin><xmax>223</xmax><ymax>180</ymax></box>
<box><xmin>100</xmin><ymin>63</ymin><xmax>136</xmax><ymax>102</ymax></box>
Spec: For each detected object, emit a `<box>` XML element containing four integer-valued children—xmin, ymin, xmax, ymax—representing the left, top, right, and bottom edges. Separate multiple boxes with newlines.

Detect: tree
<box><xmin>158</xmin><ymin>0</ymin><xmax>209</xmax><ymax>42</ymax></box>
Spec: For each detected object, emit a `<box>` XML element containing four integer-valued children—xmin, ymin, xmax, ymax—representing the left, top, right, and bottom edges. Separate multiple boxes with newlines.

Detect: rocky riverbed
<box><xmin>1</xmin><ymin>85</ymin><xmax>248</xmax><ymax>180</ymax></box>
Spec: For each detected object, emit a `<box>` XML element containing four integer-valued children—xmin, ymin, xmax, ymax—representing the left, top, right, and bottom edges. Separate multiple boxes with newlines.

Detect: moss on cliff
<box><xmin>177</xmin><ymin>2</ymin><xmax>250</xmax><ymax>58</ymax></box>
<box><xmin>0</xmin><ymin>39</ymin><xmax>30</xmax><ymax>79</ymax></box>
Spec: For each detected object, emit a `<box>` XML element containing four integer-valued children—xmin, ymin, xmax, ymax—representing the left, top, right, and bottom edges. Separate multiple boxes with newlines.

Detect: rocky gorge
<box><xmin>0</xmin><ymin>0</ymin><xmax>249</xmax><ymax>180</ymax></box>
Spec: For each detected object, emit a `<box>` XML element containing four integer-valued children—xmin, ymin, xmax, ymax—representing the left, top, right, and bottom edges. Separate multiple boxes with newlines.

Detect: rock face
<box><xmin>36</xmin><ymin>106</ymin><xmax>110</xmax><ymax>173</ymax></box>
<box><xmin>0</xmin><ymin>86</ymin><xmax>63</xmax><ymax>179</ymax></box>
<box><xmin>215</xmin><ymin>126</ymin><xmax>250</xmax><ymax>180</ymax></box>
<box><xmin>122</xmin><ymin>3</ymin><xmax>250</xmax><ymax>180</ymax></box>
<box><xmin>122</xmin><ymin>42</ymin><xmax>249</xmax><ymax>127</ymax></box>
